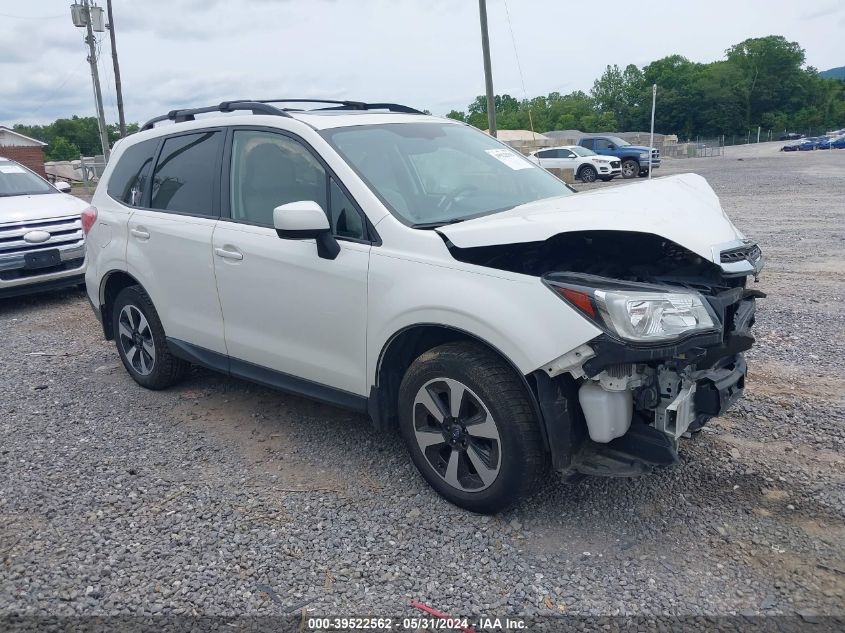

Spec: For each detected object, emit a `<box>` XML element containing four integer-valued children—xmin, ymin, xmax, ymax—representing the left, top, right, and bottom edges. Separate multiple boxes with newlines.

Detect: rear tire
<box><xmin>578</xmin><ymin>165</ymin><xmax>598</xmax><ymax>183</ymax></box>
<box><xmin>621</xmin><ymin>159</ymin><xmax>638</xmax><ymax>179</ymax></box>
<box><xmin>398</xmin><ymin>342</ymin><xmax>548</xmax><ymax>514</ymax></box>
<box><xmin>112</xmin><ymin>286</ymin><xmax>189</xmax><ymax>390</ymax></box>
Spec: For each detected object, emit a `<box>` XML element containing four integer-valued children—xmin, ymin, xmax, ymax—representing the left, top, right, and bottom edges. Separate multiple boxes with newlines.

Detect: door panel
<box><xmin>214</xmin><ymin>128</ymin><xmax>370</xmax><ymax>396</ymax></box>
<box><xmin>212</xmin><ymin>221</ymin><xmax>370</xmax><ymax>395</ymax></box>
<box><xmin>126</xmin><ymin>210</ymin><xmax>226</xmax><ymax>353</ymax></box>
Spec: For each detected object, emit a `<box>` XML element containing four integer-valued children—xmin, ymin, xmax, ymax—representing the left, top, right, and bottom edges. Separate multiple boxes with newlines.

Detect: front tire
<box><xmin>578</xmin><ymin>165</ymin><xmax>598</xmax><ymax>183</ymax></box>
<box><xmin>112</xmin><ymin>286</ymin><xmax>189</xmax><ymax>390</ymax></box>
<box><xmin>398</xmin><ymin>342</ymin><xmax>547</xmax><ymax>514</ymax></box>
<box><xmin>620</xmin><ymin>159</ymin><xmax>639</xmax><ymax>179</ymax></box>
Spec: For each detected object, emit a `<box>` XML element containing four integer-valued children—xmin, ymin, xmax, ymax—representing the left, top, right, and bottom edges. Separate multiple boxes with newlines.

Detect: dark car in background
<box><xmin>798</xmin><ymin>137</ymin><xmax>822</xmax><ymax>151</ymax></box>
<box><xmin>778</xmin><ymin>132</ymin><xmax>803</xmax><ymax>141</ymax></box>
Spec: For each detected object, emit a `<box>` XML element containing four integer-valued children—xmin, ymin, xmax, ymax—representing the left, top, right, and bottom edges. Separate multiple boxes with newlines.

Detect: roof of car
<box><xmin>289</xmin><ymin>110</ymin><xmax>449</xmax><ymax>130</ymax></box>
<box><xmin>121</xmin><ymin>111</ymin><xmax>461</xmax><ymax>150</ymax></box>
<box><xmin>129</xmin><ymin>111</ymin><xmax>457</xmax><ymax>145</ymax></box>
<box><xmin>137</xmin><ymin>100</ymin><xmax>454</xmax><ymax>134</ymax></box>
<box><xmin>533</xmin><ymin>145</ymin><xmax>585</xmax><ymax>152</ymax></box>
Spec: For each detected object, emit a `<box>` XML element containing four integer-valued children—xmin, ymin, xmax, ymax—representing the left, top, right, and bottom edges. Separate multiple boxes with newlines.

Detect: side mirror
<box><xmin>607</xmin><ymin>144</ymin><xmax>615</xmax><ymax>150</ymax></box>
<box><xmin>273</xmin><ymin>200</ymin><xmax>339</xmax><ymax>260</ymax></box>
<box><xmin>55</xmin><ymin>181</ymin><xmax>72</xmax><ymax>193</ymax></box>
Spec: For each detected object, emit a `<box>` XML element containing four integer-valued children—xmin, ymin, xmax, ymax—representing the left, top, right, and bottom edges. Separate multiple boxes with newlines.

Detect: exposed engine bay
<box><xmin>449</xmin><ymin>230</ymin><xmax>738</xmax><ymax>286</ymax></box>
<box><xmin>447</xmin><ymin>230</ymin><xmax>765</xmax><ymax>476</ymax></box>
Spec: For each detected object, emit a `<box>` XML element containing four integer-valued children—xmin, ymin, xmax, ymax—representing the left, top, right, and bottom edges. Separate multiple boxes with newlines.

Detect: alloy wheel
<box><xmin>118</xmin><ymin>305</ymin><xmax>156</xmax><ymax>376</ymax></box>
<box><xmin>412</xmin><ymin>377</ymin><xmax>501</xmax><ymax>492</ymax></box>
<box><xmin>621</xmin><ymin>160</ymin><xmax>638</xmax><ymax>178</ymax></box>
<box><xmin>580</xmin><ymin>166</ymin><xmax>597</xmax><ymax>183</ymax></box>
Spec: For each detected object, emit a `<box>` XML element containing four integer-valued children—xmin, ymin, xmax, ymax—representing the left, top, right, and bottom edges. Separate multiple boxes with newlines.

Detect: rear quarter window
<box><xmin>107</xmin><ymin>138</ymin><xmax>159</xmax><ymax>206</ymax></box>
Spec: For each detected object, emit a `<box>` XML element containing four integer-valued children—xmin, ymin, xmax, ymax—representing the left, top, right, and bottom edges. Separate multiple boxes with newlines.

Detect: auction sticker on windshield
<box><xmin>0</xmin><ymin>165</ymin><xmax>27</xmax><ymax>174</ymax></box>
<box><xmin>485</xmin><ymin>148</ymin><xmax>532</xmax><ymax>170</ymax></box>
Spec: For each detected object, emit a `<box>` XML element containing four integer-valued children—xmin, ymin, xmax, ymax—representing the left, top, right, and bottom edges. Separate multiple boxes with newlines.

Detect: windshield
<box><xmin>0</xmin><ymin>161</ymin><xmax>54</xmax><ymax>197</ymax></box>
<box><xmin>320</xmin><ymin>122</ymin><xmax>573</xmax><ymax>226</ymax></box>
<box><xmin>603</xmin><ymin>136</ymin><xmax>630</xmax><ymax>147</ymax></box>
<box><xmin>570</xmin><ymin>146</ymin><xmax>597</xmax><ymax>157</ymax></box>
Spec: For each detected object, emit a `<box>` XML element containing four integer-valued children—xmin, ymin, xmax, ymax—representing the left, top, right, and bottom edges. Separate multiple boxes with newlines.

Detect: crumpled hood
<box><xmin>0</xmin><ymin>193</ymin><xmax>89</xmax><ymax>225</ymax></box>
<box><xmin>621</xmin><ymin>145</ymin><xmax>653</xmax><ymax>153</ymax></box>
<box><xmin>436</xmin><ymin>173</ymin><xmax>744</xmax><ymax>263</ymax></box>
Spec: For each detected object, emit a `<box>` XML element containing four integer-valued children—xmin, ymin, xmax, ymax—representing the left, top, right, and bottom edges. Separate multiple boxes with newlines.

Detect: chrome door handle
<box><xmin>130</xmin><ymin>228</ymin><xmax>150</xmax><ymax>239</ymax></box>
<box><xmin>214</xmin><ymin>247</ymin><xmax>243</xmax><ymax>261</ymax></box>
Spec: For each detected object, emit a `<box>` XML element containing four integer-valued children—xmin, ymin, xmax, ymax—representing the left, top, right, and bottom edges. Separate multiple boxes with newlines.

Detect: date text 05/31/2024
<box><xmin>306</xmin><ymin>616</ymin><xmax>527</xmax><ymax>630</ymax></box>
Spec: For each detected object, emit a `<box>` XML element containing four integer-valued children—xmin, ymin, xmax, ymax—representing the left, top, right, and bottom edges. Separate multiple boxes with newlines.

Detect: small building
<box><xmin>484</xmin><ymin>129</ymin><xmax>555</xmax><ymax>154</ymax></box>
<box><xmin>0</xmin><ymin>127</ymin><xmax>48</xmax><ymax>177</ymax></box>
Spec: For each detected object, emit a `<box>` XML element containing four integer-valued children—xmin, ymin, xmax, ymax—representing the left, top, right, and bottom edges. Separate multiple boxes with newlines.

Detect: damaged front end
<box><xmin>452</xmin><ymin>230</ymin><xmax>765</xmax><ymax>477</ymax></box>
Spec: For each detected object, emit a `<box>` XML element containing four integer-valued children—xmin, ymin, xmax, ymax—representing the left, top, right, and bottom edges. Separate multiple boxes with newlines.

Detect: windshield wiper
<box><xmin>411</xmin><ymin>218</ymin><xmax>468</xmax><ymax>229</ymax></box>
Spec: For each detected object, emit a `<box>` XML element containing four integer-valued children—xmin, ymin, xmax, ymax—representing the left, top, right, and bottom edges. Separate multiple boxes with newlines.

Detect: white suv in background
<box><xmin>0</xmin><ymin>157</ymin><xmax>91</xmax><ymax>298</ymax></box>
<box><xmin>85</xmin><ymin>99</ymin><xmax>763</xmax><ymax>513</ymax></box>
<box><xmin>528</xmin><ymin>145</ymin><xmax>621</xmax><ymax>182</ymax></box>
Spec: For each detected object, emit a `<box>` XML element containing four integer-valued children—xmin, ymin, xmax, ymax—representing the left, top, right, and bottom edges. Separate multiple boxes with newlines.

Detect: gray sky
<box><xmin>1</xmin><ymin>0</ymin><xmax>843</xmax><ymax>127</ymax></box>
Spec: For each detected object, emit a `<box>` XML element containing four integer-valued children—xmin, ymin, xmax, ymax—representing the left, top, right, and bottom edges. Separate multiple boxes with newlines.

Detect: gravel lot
<box><xmin>1</xmin><ymin>146</ymin><xmax>843</xmax><ymax>625</ymax></box>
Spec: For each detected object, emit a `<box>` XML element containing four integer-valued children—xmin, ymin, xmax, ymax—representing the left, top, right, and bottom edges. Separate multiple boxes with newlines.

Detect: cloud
<box><xmin>799</xmin><ymin>3</ymin><xmax>844</xmax><ymax>20</ymax></box>
<box><xmin>3</xmin><ymin>0</ymin><xmax>844</xmax><ymax>128</ymax></box>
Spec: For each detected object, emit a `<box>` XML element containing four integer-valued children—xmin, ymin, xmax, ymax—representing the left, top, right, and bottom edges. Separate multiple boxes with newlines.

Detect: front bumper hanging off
<box><xmin>532</xmin><ymin>290</ymin><xmax>759</xmax><ymax>476</ymax></box>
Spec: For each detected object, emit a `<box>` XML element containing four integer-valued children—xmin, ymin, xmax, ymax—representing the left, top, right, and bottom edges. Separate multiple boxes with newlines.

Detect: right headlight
<box><xmin>544</xmin><ymin>276</ymin><xmax>718</xmax><ymax>343</ymax></box>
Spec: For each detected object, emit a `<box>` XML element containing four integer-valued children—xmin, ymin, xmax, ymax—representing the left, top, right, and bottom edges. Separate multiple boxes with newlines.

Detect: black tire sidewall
<box><xmin>398</xmin><ymin>346</ymin><xmax>544</xmax><ymax>514</ymax></box>
<box><xmin>579</xmin><ymin>165</ymin><xmax>597</xmax><ymax>182</ymax></box>
<box><xmin>621</xmin><ymin>159</ymin><xmax>638</xmax><ymax>178</ymax></box>
<box><xmin>112</xmin><ymin>287</ymin><xmax>170</xmax><ymax>389</ymax></box>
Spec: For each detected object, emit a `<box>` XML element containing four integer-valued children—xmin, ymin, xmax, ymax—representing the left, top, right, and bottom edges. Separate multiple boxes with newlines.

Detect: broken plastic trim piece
<box><xmin>543</xmin><ymin>344</ymin><xmax>595</xmax><ymax>379</ymax></box>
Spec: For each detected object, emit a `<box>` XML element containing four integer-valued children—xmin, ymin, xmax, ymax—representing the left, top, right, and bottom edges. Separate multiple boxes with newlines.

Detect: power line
<box><xmin>502</xmin><ymin>0</ymin><xmax>537</xmax><ymax>141</ymax></box>
<box><xmin>502</xmin><ymin>0</ymin><xmax>528</xmax><ymax>100</ymax></box>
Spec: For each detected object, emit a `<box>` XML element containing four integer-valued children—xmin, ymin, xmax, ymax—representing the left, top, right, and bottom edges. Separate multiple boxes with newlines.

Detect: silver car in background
<box><xmin>0</xmin><ymin>157</ymin><xmax>92</xmax><ymax>298</ymax></box>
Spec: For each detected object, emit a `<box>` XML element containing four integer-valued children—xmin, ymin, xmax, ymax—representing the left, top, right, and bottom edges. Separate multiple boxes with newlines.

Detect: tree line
<box><xmin>446</xmin><ymin>36</ymin><xmax>844</xmax><ymax>139</ymax></box>
<box><xmin>13</xmin><ymin>117</ymin><xmax>140</xmax><ymax>161</ymax></box>
<box><xmin>12</xmin><ymin>35</ymin><xmax>843</xmax><ymax>157</ymax></box>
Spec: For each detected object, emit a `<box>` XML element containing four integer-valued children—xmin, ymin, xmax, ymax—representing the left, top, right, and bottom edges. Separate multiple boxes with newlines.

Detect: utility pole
<box><xmin>72</xmin><ymin>0</ymin><xmax>110</xmax><ymax>160</ymax></box>
<box><xmin>648</xmin><ymin>84</ymin><xmax>656</xmax><ymax>179</ymax></box>
<box><xmin>478</xmin><ymin>0</ymin><xmax>496</xmax><ymax>137</ymax></box>
<box><xmin>106</xmin><ymin>0</ymin><xmax>126</xmax><ymax>138</ymax></box>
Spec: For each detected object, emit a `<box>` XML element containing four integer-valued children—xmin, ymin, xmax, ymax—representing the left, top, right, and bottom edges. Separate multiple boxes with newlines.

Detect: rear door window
<box><xmin>150</xmin><ymin>131</ymin><xmax>222</xmax><ymax>216</ymax></box>
<box><xmin>107</xmin><ymin>138</ymin><xmax>159</xmax><ymax>206</ymax></box>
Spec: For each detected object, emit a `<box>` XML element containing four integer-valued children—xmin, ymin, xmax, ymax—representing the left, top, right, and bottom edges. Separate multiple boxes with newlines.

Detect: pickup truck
<box><xmin>578</xmin><ymin>135</ymin><xmax>660</xmax><ymax>179</ymax></box>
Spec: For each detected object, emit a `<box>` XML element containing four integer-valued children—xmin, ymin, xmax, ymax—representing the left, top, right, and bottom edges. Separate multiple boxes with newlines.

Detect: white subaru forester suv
<box><xmin>85</xmin><ymin>99</ymin><xmax>764</xmax><ymax>513</ymax></box>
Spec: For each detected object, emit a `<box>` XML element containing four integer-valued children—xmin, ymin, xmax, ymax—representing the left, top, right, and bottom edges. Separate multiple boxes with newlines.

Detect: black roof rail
<box><xmin>139</xmin><ymin>101</ymin><xmax>291</xmax><ymax>131</ymax></box>
<box><xmin>252</xmin><ymin>99</ymin><xmax>425</xmax><ymax>114</ymax></box>
<box><xmin>139</xmin><ymin>99</ymin><xmax>424</xmax><ymax>131</ymax></box>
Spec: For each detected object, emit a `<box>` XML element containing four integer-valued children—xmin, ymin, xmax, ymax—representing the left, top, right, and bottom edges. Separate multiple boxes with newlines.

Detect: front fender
<box><xmin>366</xmin><ymin>251</ymin><xmax>602</xmax><ymax>385</ymax></box>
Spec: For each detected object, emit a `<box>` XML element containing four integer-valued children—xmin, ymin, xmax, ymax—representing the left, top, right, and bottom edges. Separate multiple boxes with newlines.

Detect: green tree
<box><xmin>46</xmin><ymin>137</ymin><xmax>81</xmax><ymax>161</ymax></box>
<box><xmin>725</xmin><ymin>36</ymin><xmax>805</xmax><ymax>131</ymax></box>
<box><xmin>15</xmin><ymin>116</ymin><xmax>141</xmax><ymax>157</ymax></box>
